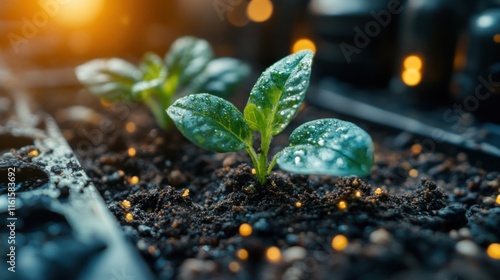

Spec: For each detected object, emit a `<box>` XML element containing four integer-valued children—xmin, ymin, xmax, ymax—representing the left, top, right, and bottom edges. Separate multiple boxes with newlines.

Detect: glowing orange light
<box><xmin>237</xmin><ymin>249</ymin><xmax>249</xmax><ymax>260</ymax></box>
<box><xmin>402</xmin><ymin>69</ymin><xmax>422</xmax><ymax>86</ymax></box>
<box><xmin>266</xmin><ymin>246</ymin><xmax>282</xmax><ymax>263</ymax></box>
<box><xmin>125</xmin><ymin>213</ymin><xmax>133</xmax><ymax>221</ymax></box>
<box><xmin>487</xmin><ymin>243</ymin><xmax>500</xmax><ymax>259</ymax></box>
<box><xmin>292</xmin><ymin>38</ymin><xmax>316</xmax><ymax>54</ymax></box>
<box><xmin>494</xmin><ymin>34</ymin><xmax>500</xmax><ymax>43</ymax></box>
<box><xmin>229</xmin><ymin>261</ymin><xmax>241</xmax><ymax>273</ymax></box>
<box><xmin>247</xmin><ymin>0</ymin><xmax>273</xmax><ymax>23</ymax></box>
<box><xmin>331</xmin><ymin>235</ymin><xmax>348</xmax><ymax>251</ymax></box>
<box><xmin>53</xmin><ymin>0</ymin><xmax>105</xmax><ymax>27</ymax></box>
<box><xmin>127</xmin><ymin>147</ymin><xmax>136</xmax><ymax>157</ymax></box>
<box><xmin>239</xmin><ymin>223</ymin><xmax>252</xmax><ymax>237</ymax></box>
<box><xmin>228</xmin><ymin>2</ymin><xmax>250</xmax><ymax>27</ymax></box>
<box><xmin>403</xmin><ymin>55</ymin><xmax>423</xmax><ymax>70</ymax></box>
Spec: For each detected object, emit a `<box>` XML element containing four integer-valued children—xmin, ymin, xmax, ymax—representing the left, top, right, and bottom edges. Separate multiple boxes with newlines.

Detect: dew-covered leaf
<box><xmin>75</xmin><ymin>58</ymin><xmax>141</xmax><ymax>101</ymax></box>
<box><xmin>167</xmin><ymin>94</ymin><xmax>252</xmax><ymax>153</ymax></box>
<box><xmin>165</xmin><ymin>36</ymin><xmax>213</xmax><ymax>88</ymax></box>
<box><xmin>244</xmin><ymin>50</ymin><xmax>313</xmax><ymax>135</ymax></box>
<box><xmin>140</xmin><ymin>52</ymin><xmax>167</xmax><ymax>82</ymax></box>
<box><xmin>277</xmin><ymin>119</ymin><xmax>374</xmax><ymax>176</ymax></box>
<box><xmin>189</xmin><ymin>58</ymin><xmax>249</xmax><ymax>98</ymax></box>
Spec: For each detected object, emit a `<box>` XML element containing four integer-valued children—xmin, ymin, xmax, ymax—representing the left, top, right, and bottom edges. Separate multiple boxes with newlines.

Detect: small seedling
<box><xmin>167</xmin><ymin>50</ymin><xmax>374</xmax><ymax>184</ymax></box>
<box><xmin>75</xmin><ymin>36</ymin><xmax>249</xmax><ymax>129</ymax></box>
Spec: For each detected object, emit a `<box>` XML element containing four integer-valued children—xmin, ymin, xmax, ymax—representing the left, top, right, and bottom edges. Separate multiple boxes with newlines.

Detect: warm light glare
<box><xmin>129</xmin><ymin>176</ymin><xmax>139</xmax><ymax>185</ymax></box>
<box><xmin>402</xmin><ymin>69</ymin><xmax>422</xmax><ymax>86</ymax></box>
<box><xmin>125</xmin><ymin>122</ymin><xmax>136</xmax><ymax>133</ymax></box>
<box><xmin>54</xmin><ymin>0</ymin><xmax>105</xmax><ymax>27</ymax></box>
<box><xmin>338</xmin><ymin>201</ymin><xmax>347</xmax><ymax>211</ymax></box>
<box><xmin>247</xmin><ymin>0</ymin><xmax>273</xmax><ymax>23</ymax></box>
<box><xmin>229</xmin><ymin>261</ymin><xmax>241</xmax><ymax>273</ymax></box>
<box><xmin>496</xmin><ymin>194</ymin><xmax>500</xmax><ymax>205</ymax></box>
<box><xmin>374</xmin><ymin>188</ymin><xmax>382</xmax><ymax>195</ymax></box>
<box><xmin>487</xmin><ymin>243</ymin><xmax>500</xmax><ymax>259</ymax></box>
<box><xmin>292</xmin><ymin>39</ymin><xmax>316</xmax><ymax>54</ymax></box>
<box><xmin>128</xmin><ymin>147</ymin><xmax>136</xmax><ymax>157</ymax></box>
<box><xmin>182</xmin><ymin>189</ymin><xmax>190</xmax><ymax>197</ymax></box>
<box><xmin>494</xmin><ymin>34</ymin><xmax>500</xmax><ymax>43</ymax></box>
<box><xmin>403</xmin><ymin>55</ymin><xmax>423</xmax><ymax>70</ymax></box>
<box><xmin>239</xmin><ymin>223</ymin><xmax>252</xmax><ymax>237</ymax></box>
<box><xmin>409</xmin><ymin>169</ymin><xmax>419</xmax><ymax>178</ymax></box>
<box><xmin>266</xmin><ymin>246</ymin><xmax>282</xmax><ymax>263</ymax></box>
<box><xmin>331</xmin><ymin>235</ymin><xmax>348</xmax><ymax>251</ymax></box>
<box><xmin>237</xmin><ymin>249</ymin><xmax>249</xmax><ymax>260</ymax></box>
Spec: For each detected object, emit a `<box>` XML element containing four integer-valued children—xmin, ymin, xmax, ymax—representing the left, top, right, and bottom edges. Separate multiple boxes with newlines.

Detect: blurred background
<box><xmin>0</xmin><ymin>0</ymin><xmax>499</xmax><ymax>158</ymax></box>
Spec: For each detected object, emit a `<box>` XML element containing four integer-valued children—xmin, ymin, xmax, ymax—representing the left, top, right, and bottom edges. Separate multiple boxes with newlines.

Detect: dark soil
<box><xmin>55</xmin><ymin>96</ymin><xmax>500</xmax><ymax>280</ymax></box>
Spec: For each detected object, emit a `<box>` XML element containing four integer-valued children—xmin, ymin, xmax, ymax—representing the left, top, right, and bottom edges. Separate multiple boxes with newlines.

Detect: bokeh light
<box><xmin>247</xmin><ymin>0</ymin><xmax>273</xmax><ymax>23</ymax></box>
<box><xmin>53</xmin><ymin>0</ymin><xmax>105</xmax><ymax>27</ymax></box>
<box><xmin>292</xmin><ymin>38</ymin><xmax>316</xmax><ymax>54</ymax></box>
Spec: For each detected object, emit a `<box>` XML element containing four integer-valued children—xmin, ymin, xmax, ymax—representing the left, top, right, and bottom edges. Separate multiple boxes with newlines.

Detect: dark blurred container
<box><xmin>390</xmin><ymin>0</ymin><xmax>466</xmax><ymax>106</ymax></box>
<box><xmin>309</xmin><ymin>0</ymin><xmax>401</xmax><ymax>87</ymax></box>
<box><xmin>453</xmin><ymin>7</ymin><xmax>500</xmax><ymax>123</ymax></box>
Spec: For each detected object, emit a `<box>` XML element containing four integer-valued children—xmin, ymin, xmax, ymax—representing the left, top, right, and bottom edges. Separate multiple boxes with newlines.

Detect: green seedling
<box><xmin>75</xmin><ymin>36</ymin><xmax>249</xmax><ymax>129</ymax></box>
<box><xmin>167</xmin><ymin>50</ymin><xmax>374</xmax><ymax>184</ymax></box>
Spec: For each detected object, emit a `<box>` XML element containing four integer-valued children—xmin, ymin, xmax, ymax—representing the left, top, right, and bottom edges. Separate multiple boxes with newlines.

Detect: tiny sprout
<box><xmin>167</xmin><ymin>51</ymin><xmax>374</xmax><ymax>184</ymax></box>
<box><xmin>76</xmin><ymin>36</ymin><xmax>249</xmax><ymax>129</ymax></box>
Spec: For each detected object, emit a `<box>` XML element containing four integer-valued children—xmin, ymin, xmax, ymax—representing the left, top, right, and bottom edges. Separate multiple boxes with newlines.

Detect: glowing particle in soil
<box><xmin>295</xmin><ymin>202</ymin><xmax>303</xmax><ymax>208</ymax></box>
<box><xmin>352</xmin><ymin>179</ymin><xmax>359</xmax><ymax>187</ymax></box>
<box><xmin>355</xmin><ymin>191</ymin><xmax>362</xmax><ymax>198</ymax></box>
<box><xmin>128</xmin><ymin>147</ymin><xmax>136</xmax><ymax>157</ymax></box>
<box><xmin>122</xmin><ymin>200</ymin><xmax>131</xmax><ymax>209</ymax></box>
<box><xmin>374</xmin><ymin>188</ymin><xmax>383</xmax><ymax>195</ymax></box>
<box><xmin>28</xmin><ymin>150</ymin><xmax>39</xmax><ymax>157</ymax></box>
<box><xmin>409</xmin><ymin>169</ymin><xmax>419</xmax><ymax>177</ymax></box>
<box><xmin>129</xmin><ymin>176</ymin><xmax>139</xmax><ymax>184</ymax></box>
<box><xmin>239</xmin><ymin>223</ymin><xmax>252</xmax><ymax>237</ymax></box>
<box><xmin>338</xmin><ymin>201</ymin><xmax>347</xmax><ymax>211</ymax></box>
<box><xmin>125</xmin><ymin>213</ymin><xmax>133</xmax><ymax>221</ymax></box>
<box><xmin>125</xmin><ymin>122</ymin><xmax>136</xmax><ymax>133</ymax></box>
<box><xmin>229</xmin><ymin>261</ymin><xmax>241</xmax><ymax>273</ymax></box>
<box><xmin>251</xmin><ymin>169</ymin><xmax>256</xmax><ymax>175</ymax></box>
<box><xmin>496</xmin><ymin>195</ymin><xmax>500</xmax><ymax>205</ymax></box>
<box><xmin>487</xmin><ymin>243</ymin><xmax>500</xmax><ymax>259</ymax></box>
<box><xmin>331</xmin><ymin>235</ymin><xmax>348</xmax><ymax>251</ymax></box>
<box><xmin>182</xmin><ymin>189</ymin><xmax>190</xmax><ymax>197</ymax></box>
<box><xmin>266</xmin><ymin>246</ymin><xmax>282</xmax><ymax>263</ymax></box>
<box><xmin>237</xmin><ymin>249</ymin><xmax>249</xmax><ymax>260</ymax></box>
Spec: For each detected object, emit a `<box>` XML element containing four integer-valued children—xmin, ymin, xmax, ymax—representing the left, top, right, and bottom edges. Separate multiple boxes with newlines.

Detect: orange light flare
<box><xmin>247</xmin><ymin>0</ymin><xmax>273</xmax><ymax>23</ymax></box>
<box><xmin>401</xmin><ymin>55</ymin><xmax>423</xmax><ymax>87</ymax></box>
<box><xmin>292</xmin><ymin>38</ymin><xmax>316</xmax><ymax>54</ymax></box>
<box><xmin>52</xmin><ymin>0</ymin><xmax>105</xmax><ymax>28</ymax></box>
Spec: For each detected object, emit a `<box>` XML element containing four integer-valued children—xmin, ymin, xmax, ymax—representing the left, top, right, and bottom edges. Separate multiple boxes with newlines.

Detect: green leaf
<box><xmin>75</xmin><ymin>58</ymin><xmax>141</xmax><ymax>101</ymax></box>
<box><xmin>167</xmin><ymin>94</ymin><xmax>252</xmax><ymax>153</ymax></box>
<box><xmin>277</xmin><ymin>119</ymin><xmax>374</xmax><ymax>176</ymax></box>
<box><xmin>140</xmin><ymin>52</ymin><xmax>167</xmax><ymax>82</ymax></box>
<box><xmin>243</xmin><ymin>103</ymin><xmax>266</xmax><ymax>132</ymax></box>
<box><xmin>165</xmin><ymin>36</ymin><xmax>213</xmax><ymax>88</ymax></box>
<box><xmin>244</xmin><ymin>50</ymin><xmax>313</xmax><ymax>135</ymax></box>
<box><xmin>189</xmin><ymin>58</ymin><xmax>250</xmax><ymax>98</ymax></box>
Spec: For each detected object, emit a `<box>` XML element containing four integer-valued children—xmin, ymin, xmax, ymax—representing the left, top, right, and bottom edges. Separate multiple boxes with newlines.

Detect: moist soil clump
<box><xmin>57</xmin><ymin>100</ymin><xmax>500</xmax><ymax>280</ymax></box>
